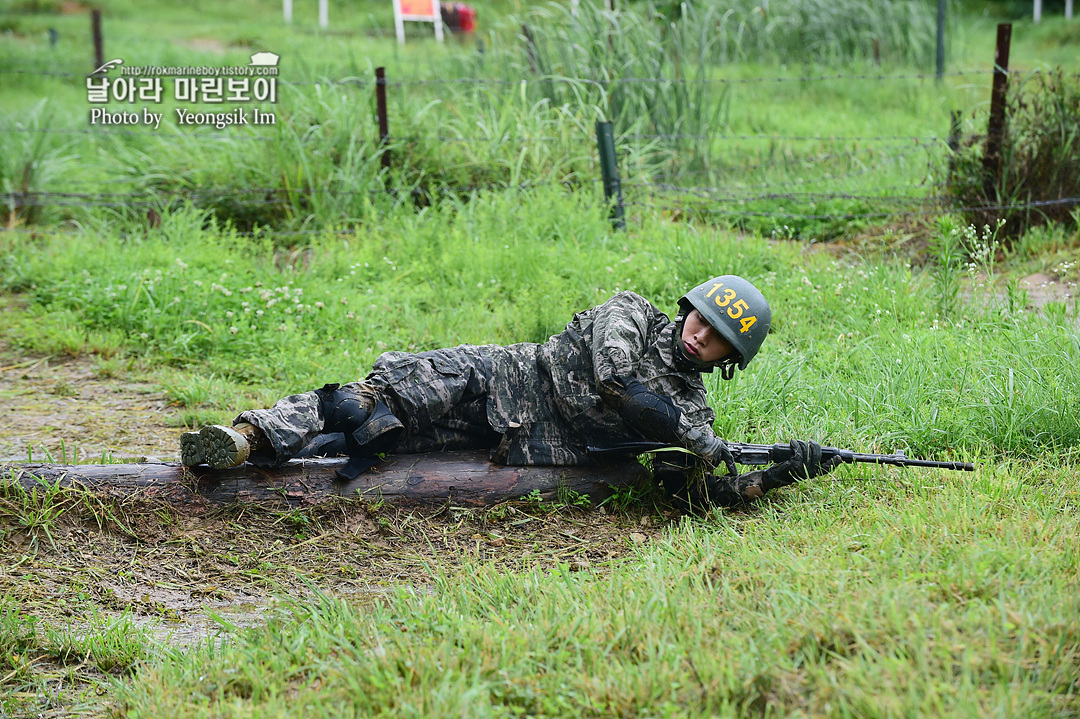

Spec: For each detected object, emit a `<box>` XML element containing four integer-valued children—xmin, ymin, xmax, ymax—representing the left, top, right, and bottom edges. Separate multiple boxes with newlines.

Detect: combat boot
<box><xmin>180</xmin><ymin>422</ymin><xmax>269</xmax><ymax>469</ymax></box>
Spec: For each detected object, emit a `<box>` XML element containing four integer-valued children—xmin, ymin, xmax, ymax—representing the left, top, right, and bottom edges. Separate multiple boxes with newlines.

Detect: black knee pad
<box><xmin>315</xmin><ymin>383</ymin><xmax>374</xmax><ymax>434</ymax></box>
<box><xmin>293</xmin><ymin>432</ymin><xmax>347</xmax><ymax>459</ymax></box>
<box><xmin>336</xmin><ymin>403</ymin><xmax>406</xmax><ymax>482</ymax></box>
<box><xmin>313</xmin><ymin>384</ymin><xmax>405</xmax><ymax>482</ymax></box>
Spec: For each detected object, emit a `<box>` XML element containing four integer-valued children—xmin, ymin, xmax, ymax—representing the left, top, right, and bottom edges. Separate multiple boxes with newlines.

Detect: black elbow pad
<box><xmin>619</xmin><ymin>380</ymin><xmax>683</xmax><ymax>444</ymax></box>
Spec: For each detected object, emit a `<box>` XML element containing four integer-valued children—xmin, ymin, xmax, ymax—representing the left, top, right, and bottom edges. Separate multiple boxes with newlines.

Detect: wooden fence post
<box><xmin>983</xmin><ymin>23</ymin><xmax>1011</xmax><ymax>200</ymax></box>
<box><xmin>91</xmin><ymin>9</ymin><xmax>103</xmax><ymax>71</ymax></box>
<box><xmin>376</xmin><ymin>67</ymin><xmax>391</xmax><ymax>171</ymax></box>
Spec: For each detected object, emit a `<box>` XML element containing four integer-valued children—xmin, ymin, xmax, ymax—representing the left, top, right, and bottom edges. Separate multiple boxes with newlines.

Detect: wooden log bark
<box><xmin>2</xmin><ymin>451</ymin><xmax>649</xmax><ymax>509</ymax></box>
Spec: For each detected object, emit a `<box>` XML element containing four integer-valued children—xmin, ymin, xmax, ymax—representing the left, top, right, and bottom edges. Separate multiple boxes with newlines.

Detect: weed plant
<box><xmin>929</xmin><ymin>215</ymin><xmax>966</xmax><ymax>319</ymax></box>
<box><xmin>947</xmin><ymin>68</ymin><xmax>1080</xmax><ymax>238</ymax></box>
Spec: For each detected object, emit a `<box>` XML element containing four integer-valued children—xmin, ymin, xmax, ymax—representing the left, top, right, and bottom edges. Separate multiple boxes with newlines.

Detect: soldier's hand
<box><xmin>702</xmin><ymin>438</ymin><xmax>738</xmax><ymax>478</ymax></box>
<box><xmin>674</xmin><ymin>426</ymin><xmax>738</xmax><ymax>477</ymax></box>
<box><xmin>761</xmin><ymin>439</ymin><xmax>840</xmax><ymax>490</ymax></box>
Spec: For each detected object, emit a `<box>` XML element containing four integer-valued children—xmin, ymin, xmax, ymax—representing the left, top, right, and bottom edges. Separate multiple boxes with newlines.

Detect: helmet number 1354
<box><xmin>705</xmin><ymin>282</ymin><xmax>758</xmax><ymax>333</ymax></box>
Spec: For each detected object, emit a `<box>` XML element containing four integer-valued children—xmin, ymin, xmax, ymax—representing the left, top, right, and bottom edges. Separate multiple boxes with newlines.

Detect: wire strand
<box><xmin>627</xmin><ymin>196</ymin><xmax>1080</xmax><ymax>220</ymax></box>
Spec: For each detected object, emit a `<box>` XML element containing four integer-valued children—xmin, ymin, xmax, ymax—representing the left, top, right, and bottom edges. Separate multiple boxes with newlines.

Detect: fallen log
<box><xmin>2</xmin><ymin>451</ymin><xmax>649</xmax><ymax>509</ymax></box>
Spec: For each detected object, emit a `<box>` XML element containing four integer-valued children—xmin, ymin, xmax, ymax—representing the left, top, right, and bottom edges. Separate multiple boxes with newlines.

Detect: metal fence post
<box><xmin>983</xmin><ymin>23</ymin><xmax>1011</xmax><ymax>199</ymax></box>
<box><xmin>595</xmin><ymin>121</ymin><xmax>624</xmax><ymax>230</ymax></box>
<box><xmin>376</xmin><ymin>67</ymin><xmax>391</xmax><ymax>171</ymax></box>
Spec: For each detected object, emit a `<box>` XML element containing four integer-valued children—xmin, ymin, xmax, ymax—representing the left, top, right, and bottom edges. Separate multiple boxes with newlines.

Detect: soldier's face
<box><xmin>682</xmin><ymin>310</ymin><xmax>735</xmax><ymax>363</ymax></box>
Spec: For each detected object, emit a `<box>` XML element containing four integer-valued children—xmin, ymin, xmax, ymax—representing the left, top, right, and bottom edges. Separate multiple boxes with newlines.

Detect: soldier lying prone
<box><xmin>181</xmin><ymin>276</ymin><xmax>856</xmax><ymax>510</ymax></box>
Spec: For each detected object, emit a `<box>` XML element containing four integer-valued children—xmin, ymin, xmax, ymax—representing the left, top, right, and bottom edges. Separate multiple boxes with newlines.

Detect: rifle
<box><xmin>587</xmin><ymin>441</ymin><xmax>975</xmax><ymax>472</ymax></box>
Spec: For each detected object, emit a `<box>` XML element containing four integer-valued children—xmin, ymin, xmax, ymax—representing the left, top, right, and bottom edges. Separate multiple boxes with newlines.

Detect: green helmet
<box><xmin>678</xmin><ymin>275</ymin><xmax>772</xmax><ymax>371</ymax></box>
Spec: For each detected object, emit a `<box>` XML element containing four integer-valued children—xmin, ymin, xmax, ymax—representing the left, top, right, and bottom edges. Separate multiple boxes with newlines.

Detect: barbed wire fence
<box><xmin>3</xmin><ymin>40</ymin><xmax>1079</xmax><ymax>237</ymax></box>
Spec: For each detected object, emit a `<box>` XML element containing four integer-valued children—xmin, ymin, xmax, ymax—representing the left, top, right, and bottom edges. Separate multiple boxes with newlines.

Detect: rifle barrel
<box><xmin>847</xmin><ymin>453</ymin><xmax>974</xmax><ymax>471</ymax></box>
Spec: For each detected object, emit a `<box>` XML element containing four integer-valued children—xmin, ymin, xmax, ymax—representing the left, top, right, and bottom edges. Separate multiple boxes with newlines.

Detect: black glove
<box><xmin>709</xmin><ymin>440</ymin><xmax>738</xmax><ymax>478</ymax></box>
<box><xmin>618</xmin><ymin>379</ymin><xmax>683</xmax><ymax>445</ymax></box>
<box><xmin>658</xmin><ymin>464</ymin><xmax>757</xmax><ymax>512</ymax></box>
<box><xmin>761</xmin><ymin>439</ymin><xmax>840</xmax><ymax>490</ymax></box>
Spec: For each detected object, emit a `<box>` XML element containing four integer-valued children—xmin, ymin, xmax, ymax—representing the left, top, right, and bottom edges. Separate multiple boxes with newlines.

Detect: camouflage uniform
<box><xmin>238</xmin><ymin>291</ymin><xmax>754</xmax><ymax>505</ymax></box>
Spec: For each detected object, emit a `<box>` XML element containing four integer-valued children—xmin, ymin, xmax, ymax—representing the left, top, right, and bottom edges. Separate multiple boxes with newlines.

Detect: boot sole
<box><xmin>180</xmin><ymin>426</ymin><xmax>251</xmax><ymax>469</ymax></box>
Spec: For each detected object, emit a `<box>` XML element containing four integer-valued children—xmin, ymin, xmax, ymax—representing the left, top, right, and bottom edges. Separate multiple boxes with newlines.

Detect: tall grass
<box><xmin>0</xmin><ymin>0</ymin><xmax>973</xmax><ymax>236</ymax></box>
<box><xmin>479</xmin><ymin>2</ymin><xmax>730</xmax><ymax>177</ymax></box>
<box><xmin>0</xmin><ymin>70</ymin><xmax>965</xmax><ymax>238</ymax></box>
<box><xmin>0</xmin><ymin>101</ymin><xmax>75</xmax><ymax>226</ymax></box>
<box><xmin>3</xmin><ymin>188</ymin><xmax>1078</xmax><ymax>458</ymax></box>
<box><xmin>500</xmin><ymin>0</ymin><xmax>939</xmax><ymax>74</ymax></box>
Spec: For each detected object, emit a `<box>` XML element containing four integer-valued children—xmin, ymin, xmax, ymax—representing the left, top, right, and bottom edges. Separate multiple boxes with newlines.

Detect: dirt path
<box><xmin>0</xmin><ymin>343</ymin><xmax>180</xmax><ymax>463</ymax></box>
<box><xmin>1016</xmin><ymin>271</ymin><xmax>1079</xmax><ymax>309</ymax></box>
<box><xmin>1</xmin><ymin>480</ymin><xmax>660</xmax><ymax>716</ymax></box>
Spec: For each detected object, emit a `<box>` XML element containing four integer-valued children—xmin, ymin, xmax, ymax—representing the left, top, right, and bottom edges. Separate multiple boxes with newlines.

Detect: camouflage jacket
<box><xmin>526</xmin><ymin>290</ymin><xmax>716</xmax><ymax>463</ymax></box>
<box><xmin>374</xmin><ymin>292</ymin><xmax>714</xmax><ymax>461</ymax></box>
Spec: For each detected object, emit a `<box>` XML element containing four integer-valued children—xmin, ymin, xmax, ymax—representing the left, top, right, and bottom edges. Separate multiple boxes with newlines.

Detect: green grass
<box><xmin>4</xmin><ymin>189</ymin><xmax>1079</xmax><ymax>458</ymax></box>
<box><xmin>1</xmin><ymin>593</ymin><xmax>154</xmax><ymax>716</ymax></box>
<box><xmin>115</xmin><ymin>460</ymin><xmax>1080</xmax><ymax>716</ymax></box>
<box><xmin>4</xmin><ymin>185</ymin><xmax>1078</xmax><ymax>714</ymax></box>
<box><xmin>2</xmin><ymin>1</ymin><xmax>1080</xmax><ymax>716</ymax></box>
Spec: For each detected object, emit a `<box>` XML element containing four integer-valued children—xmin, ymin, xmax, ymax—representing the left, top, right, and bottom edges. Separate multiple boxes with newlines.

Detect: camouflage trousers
<box><xmin>236</xmin><ymin>347</ymin><xmax>501</xmax><ymax>467</ymax></box>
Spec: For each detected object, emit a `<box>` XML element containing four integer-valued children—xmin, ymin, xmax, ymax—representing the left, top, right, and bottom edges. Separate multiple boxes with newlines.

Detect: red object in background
<box><xmin>440</xmin><ymin>2</ymin><xmax>477</xmax><ymax>33</ymax></box>
<box><xmin>457</xmin><ymin>3</ymin><xmax>476</xmax><ymax>32</ymax></box>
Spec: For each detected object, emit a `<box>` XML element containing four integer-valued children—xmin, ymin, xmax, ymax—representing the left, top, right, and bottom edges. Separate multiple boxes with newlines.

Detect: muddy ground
<box><xmin>0</xmin><ymin>343</ymin><xmax>178</xmax><ymax>464</ymax></box>
<box><xmin>0</xmin><ymin>487</ymin><xmax>660</xmax><ymax>717</ymax></box>
<box><xmin>0</xmin><ymin>342</ymin><xmax>670</xmax><ymax>716</ymax></box>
